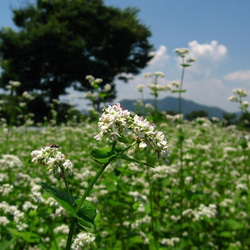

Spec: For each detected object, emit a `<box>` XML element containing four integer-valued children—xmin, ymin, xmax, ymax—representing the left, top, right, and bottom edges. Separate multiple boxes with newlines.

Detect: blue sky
<box><xmin>1</xmin><ymin>0</ymin><xmax>250</xmax><ymax>113</ymax></box>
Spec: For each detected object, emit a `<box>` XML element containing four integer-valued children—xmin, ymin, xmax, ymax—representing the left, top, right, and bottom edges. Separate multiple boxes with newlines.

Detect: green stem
<box><xmin>179</xmin><ymin>57</ymin><xmax>186</xmax><ymax>120</ymax></box>
<box><xmin>117</xmin><ymin>182</ymin><xmax>125</xmax><ymax>250</ymax></box>
<box><xmin>65</xmin><ymin>160</ymin><xmax>111</xmax><ymax>250</ymax></box>
<box><xmin>76</xmin><ymin>161</ymin><xmax>109</xmax><ymax>213</ymax></box>
<box><xmin>147</xmin><ymin>170</ymin><xmax>158</xmax><ymax>250</ymax></box>
<box><xmin>63</xmin><ymin>170</ymin><xmax>73</xmax><ymax>205</ymax></box>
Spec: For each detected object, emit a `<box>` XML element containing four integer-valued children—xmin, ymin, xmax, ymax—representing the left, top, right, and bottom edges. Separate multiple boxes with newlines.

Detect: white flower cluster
<box><xmin>71</xmin><ymin>232</ymin><xmax>95</xmax><ymax>250</ymax></box>
<box><xmin>228</xmin><ymin>88</ymin><xmax>249</xmax><ymax>111</ymax></box>
<box><xmin>147</xmin><ymin>84</ymin><xmax>172</xmax><ymax>92</ymax></box>
<box><xmin>0</xmin><ymin>183</ymin><xmax>13</xmax><ymax>196</ymax></box>
<box><xmin>233</xmin><ymin>88</ymin><xmax>247</xmax><ymax>97</ymax></box>
<box><xmin>84</xmin><ymin>91</ymin><xmax>98</xmax><ymax>100</ymax></box>
<box><xmin>137</xmin><ymin>84</ymin><xmax>144</xmax><ymax>92</ymax></box>
<box><xmin>160</xmin><ymin>237</ymin><xmax>180</xmax><ymax>247</ymax></box>
<box><xmin>0</xmin><ymin>154</ymin><xmax>23</xmax><ymax>170</ymax></box>
<box><xmin>31</xmin><ymin>145</ymin><xmax>73</xmax><ymax>179</ymax></box>
<box><xmin>173</xmin><ymin>47</ymin><xmax>196</xmax><ymax>62</ymax></box>
<box><xmin>143</xmin><ymin>71</ymin><xmax>164</xmax><ymax>78</ymax></box>
<box><xmin>94</xmin><ymin>103</ymin><xmax>169</xmax><ymax>160</ymax></box>
<box><xmin>173</xmin><ymin>48</ymin><xmax>189</xmax><ymax>56</ymax></box>
<box><xmin>0</xmin><ymin>201</ymin><xmax>28</xmax><ymax>231</ymax></box>
<box><xmin>182</xmin><ymin>204</ymin><xmax>217</xmax><ymax>221</ymax></box>
<box><xmin>22</xmin><ymin>91</ymin><xmax>35</xmax><ymax>100</ymax></box>
<box><xmin>7</xmin><ymin>80</ymin><xmax>21</xmax><ymax>88</ymax></box>
<box><xmin>86</xmin><ymin>75</ymin><xmax>103</xmax><ymax>88</ymax></box>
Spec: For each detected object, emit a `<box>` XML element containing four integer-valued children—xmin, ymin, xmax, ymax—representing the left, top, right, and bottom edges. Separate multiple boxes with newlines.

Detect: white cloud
<box><xmin>224</xmin><ymin>70</ymin><xmax>250</xmax><ymax>82</ymax></box>
<box><xmin>181</xmin><ymin>40</ymin><xmax>228</xmax><ymax>78</ymax></box>
<box><xmin>148</xmin><ymin>45</ymin><xmax>169</xmax><ymax>67</ymax></box>
<box><xmin>188</xmin><ymin>40</ymin><xmax>228</xmax><ymax>61</ymax></box>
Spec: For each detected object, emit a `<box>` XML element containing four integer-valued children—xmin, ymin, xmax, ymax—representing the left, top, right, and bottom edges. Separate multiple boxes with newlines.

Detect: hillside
<box><xmin>120</xmin><ymin>97</ymin><xmax>231</xmax><ymax>119</ymax></box>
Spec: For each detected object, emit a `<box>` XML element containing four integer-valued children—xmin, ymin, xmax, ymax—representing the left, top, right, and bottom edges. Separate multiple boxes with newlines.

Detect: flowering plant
<box><xmin>31</xmin><ymin>103</ymin><xmax>169</xmax><ymax>249</ymax></box>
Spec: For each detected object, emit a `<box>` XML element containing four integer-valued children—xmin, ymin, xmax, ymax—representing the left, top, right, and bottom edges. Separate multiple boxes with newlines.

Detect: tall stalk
<box><xmin>65</xmin><ymin>161</ymin><xmax>110</xmax><ymax>249</ymax></box>
<box><xmin>172</xmin><ymin>47</ymin><xmax>196</xmax><ymax>238</ymax></box>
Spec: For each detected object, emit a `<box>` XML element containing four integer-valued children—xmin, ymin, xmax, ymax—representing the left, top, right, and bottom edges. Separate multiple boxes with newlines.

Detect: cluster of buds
<box><xmin>31</xmin><ymin>145</ymin><xmax>73</xmax><ymax>179</ymax></box>
<box><xmin>94</xmin><ymin>103</ymin><xmax>169</xmax><ymax>160</ymax></box>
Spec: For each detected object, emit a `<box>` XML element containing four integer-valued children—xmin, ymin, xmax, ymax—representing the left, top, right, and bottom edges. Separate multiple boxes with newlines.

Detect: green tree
<box><xmin>0</xmin><ymin>0</ymin><xmax>153</xmax><ymax>105</ymax></box>
<box><xmin>185</xmin><ymin>110</ymin><xmax>208</xmax><ymax>121</ymax></box>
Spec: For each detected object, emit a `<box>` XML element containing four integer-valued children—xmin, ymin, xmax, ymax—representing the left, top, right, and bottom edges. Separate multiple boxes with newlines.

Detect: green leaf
<box><xmin>91</xmin><ymin>148</ymin><xmax>116</xmax><ymax>164</ymax></box>
<box><xmin>219</xmin><ymin>231</ymin><xmax>232</xmax><ymax>238</ymax></box>
<box><xmin>42</xmin><ymin>183</ymin><xmax>96</xmax><ymax>233</ymax></box>
<box><xmin>117</xmin><ymin>135</ymin><xmax>129</xmax><ymax>144</ymax></box>
<box><xmin>42</xmin><ymin>182</ymin><xmax>77</xmax><ymax>217</ymax></box>
<box><xmin>7</xmin><ymin>228</ymin><xmax>39</xmax><ymax>243</ymax></box>
<box><xmin>172</xmin><ymin>89</ymin><xmax>186</xmax><ymax>93</ymax></box>
<box><xmin>116</xmin><ymin>153</ymin><xmax>154</xmax><ymax>168</ymax></box>
<box><xmin>226</xmin><ymin>219</ymin><xmax>244</xmax><ymax>230</ymax></box>
<box><xmin>181</xmin><ymin>63</ymin><xmax>191</xmax><ymax>67</ymax></box>
<box><xmin>74</xmin><ymin>198</ymin><xmax>96</xmax><ymax>233</ymax></box>
<box><xmin>0</xmin><ymin>237</ymin><xmax>17</xmax><ymax>250</ymax></box>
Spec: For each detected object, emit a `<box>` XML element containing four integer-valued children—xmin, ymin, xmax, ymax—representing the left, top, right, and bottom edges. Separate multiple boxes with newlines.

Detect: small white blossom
<box><xmin>104</xmin><ymin>83</ymin><xmax>111</xmax><ymax>92</ymax></box>
<box><xmin>9</xmin><ymin>80</ymin><xmax>21</xmax><ymax>87</ymax></box>
<box><xmin>31</xmin><ymin>145</ymin><xmax>73</xmax><ymax>179</ymax></box>
<box><xmin>233</xmin><ymin>88</ymin><xmax>247</xmax><ymax>97</ymax></box>
<box><xmin>71</xmin><ymin>232</ymin><xmax>95</xmax><ymax>250</ymax></box>
<box><xmin>137</xmin><ymin>84</ymin><xmax>144</xmax><ymax>92</ymax></box>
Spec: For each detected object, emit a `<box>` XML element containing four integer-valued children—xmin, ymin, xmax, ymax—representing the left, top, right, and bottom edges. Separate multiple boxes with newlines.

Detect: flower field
<box><xmin>0</xmin><ymin>113</ymin><xmax>249</xmax><ymax>249</ymax></box>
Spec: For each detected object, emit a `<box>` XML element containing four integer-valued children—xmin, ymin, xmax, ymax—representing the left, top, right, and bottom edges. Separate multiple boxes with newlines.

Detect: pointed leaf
<box><xmin>172</xmin><ymin>89</ymin><xmax>186</xmax><ymax>93</ymax></box>
<box><xmin>181</xmin><ymin>63</ymin><xmax>191</xmax><ymax>67</ymax></box>
<box><xmin>91</xmin><ymin>148</ymin><xmax>116</xmax><ymax>164</ymax></box>
<box><xmin>7</xmin><ymin>228</ymin><xmax>39</xmax><ymax>243</ymax></box>
<box><xmin>42</xmin><ymin>182</ymin><xmax>77</xmax><ymax>217</ymax></box>
<box><xmin>42</xmin><ymin>183</ymin><xmax>96</xmax><ymax>233</ymax></box>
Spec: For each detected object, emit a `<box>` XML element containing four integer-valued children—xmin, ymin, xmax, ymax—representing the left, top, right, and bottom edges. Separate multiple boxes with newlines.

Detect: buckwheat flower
<box><xmin>53</xmin><ymin>224</ymin><xmax>69</xmax><ymax>234</ymax></box>
<box><xmin>71</xmin><ymin>232</ymin><xmax>95</xmax><ymax>250</ymax></box>
<box><xmin>31</xmin><ymin>145</ymin><xmax>73</xmax><ymax>179</ymax></box>
<box><xmin>22</xmin><ymin>201</ymin><xmax>38</xmax><ymax>211</ymax></box>
<box><xmin>0</xmin><ymin>216</ymin><xmax>10</xmax><ymax>226</ymax></box>
<box><xmin>104</xmin><ymin>83</ymin><xmax>111</xmax><ymax>92</ymax></box>
<box><xmin>137</xmin><ymin>84</ymin><xmax>144</xmax><ymax>92</ymax></box>
<box><xmin>145</xmin><ymin>103</ymin><xmax>154</xmax><ymax>110</ymax></box>
<box><xmin>154</xmin><ymin>71</ymin><xmax>164</xmax><ymax>78</ymax></box>
<box><xmin>0</xmin><ymin>184</ymin><xmax>13</xmax><ymax>196</ymax></box>
<box><xmin>242</xmin><ymin>101</ymin><xmax>250</xmax><ymax>109</ymax></box>
<box><xmin>160</xmin><ymin>237</ymin><xmax>180</xmax><ymax>247</ymax></box>
<box><xmin>193</xmin><ymin>204</ymin><xmax>217</xmax><ymax>221</ymax></box>
<box><xmin>94</xmin><ymin>103</ymin><xmax>130</xmax><ymax>141</ymax></box>
<box><xmin>187</xmin><ymin>57</ymin><xmax>196</xmax><ymax>63</ymax></box>
<box><xmin>86</xmin><ymin>75</ymin><xmax>94</xmax><ymax>82</ymax></box>
<box><xmin>233</xmin><ymin>88</ymin><xmax>247</xmax><ymax>97</ymax></box>
<box><xmin>228</xmin><ymin>96</ymin><xmax>239</xmax><ymax>102</ymax></box>
<box><xmin>173</xmin><ymin>48</ymin><xmax>189</xmax><ymax>56</ymax></box>
<box><xmin>9</xmin><ymin>80</ymin><xmax>21</xmax><ymax>87</ymax></box>
<box><xmin>143</xmin><ymin>72</ymin><xmax>153</xmax><ymax>78</ymax></box>
<box><xmin>22</xmin><ymin>91</ymin><xmax>34</xmax><ymax>100</ymax></box>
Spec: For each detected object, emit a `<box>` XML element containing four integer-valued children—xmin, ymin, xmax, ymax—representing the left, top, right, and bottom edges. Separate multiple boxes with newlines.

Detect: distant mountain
<box><xmin>120</xmin><ymin>97</ymin><xmax>231</xmax><ymax>119</ymax></box>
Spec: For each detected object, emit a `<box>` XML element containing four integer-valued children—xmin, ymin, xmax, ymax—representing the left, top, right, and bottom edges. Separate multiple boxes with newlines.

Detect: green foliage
<box><xmin>185</xmin><ymin>110</ymin><xmax>208</xmax><ymax>121</ymax></box>
<box><xmin>42</xmin><ymin>182</ymin><xmax>96</xmax><ymax>233</ymax></box>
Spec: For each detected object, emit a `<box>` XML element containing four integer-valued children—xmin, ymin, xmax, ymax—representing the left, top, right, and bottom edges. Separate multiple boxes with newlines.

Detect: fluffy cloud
<box><xmin>224</xmin><ymin>70</ymin><xmax>250</xmax><ymax>82</ymax></box>
<box><xmin>188</xmin><ymin>40</ymin><xmax>228</xmax><ymax>61</ymax></box>
<box><xmin>148</xmin><ymin>45</ymin><xmax>169</xmax><ymax>67</ymax></box>
<box><xmin>183</xmin><ymin>40</ymin><xmax>228</xmax><ymax>78</ymax></box>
